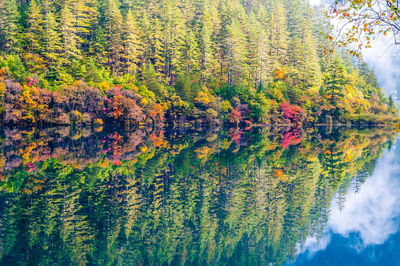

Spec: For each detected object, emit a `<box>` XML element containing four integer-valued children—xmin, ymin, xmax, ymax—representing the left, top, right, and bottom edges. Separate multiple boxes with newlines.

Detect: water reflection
<box><xmin>295</xmin><ymin>137</ymin><xmax>400</xmax><ymax>265</ymax></box>
<box><xmin>0</xmin><ymin>126</ymin><xmax>397</xmax><ymax>265</ymax></box>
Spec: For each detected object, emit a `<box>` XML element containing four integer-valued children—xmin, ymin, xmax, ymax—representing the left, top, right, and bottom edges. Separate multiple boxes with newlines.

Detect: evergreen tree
<box><xmin>61</xmin><ymin>3</ymin><xmax>81</xmax><ymax>60</ymax></box>
<box><xmin>43</xmin><ymin>11</ymin><xmax>62</xmax><ymax>64</ymax></box>
<box><xmin>268</xmin><ymin>1</ymin><xmax>288</xmax><ymax>70</ymax></box>
<box><xmin>225</xmin><ymin>19</ymin><xmax>248</xmax><ymax>86</ymax></box>
<box><xmin>105</xmin><ymin>0</ymin><xmax>123</xmax><ymax>74</ymax></box>
<box><xmin>0</xmin><ymin>0</ymin><xmax>19</xmax><ymax>54</ymax></box>
<box><xmin>123</xmin><ymin>9</ymin><xmax>142</xmax><ymax>73</ymax></box>
<box><xmin>69</xmin><ymin>0</ymin><xmax>98</xmax><ymax>50</ymax></box>
<box><xmin>324</xmin><ymin>58</ymin><xmax>348</xmax><ymax>111</ymax></box>
<box><xmin>26</xmin><ymin>0</ymin><xmax>43</xmax><ymax>54</ymax></box>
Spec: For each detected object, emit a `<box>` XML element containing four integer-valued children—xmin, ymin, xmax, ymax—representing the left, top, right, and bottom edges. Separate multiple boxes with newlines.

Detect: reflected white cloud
<box><xmin>329</xmin><ymin>148</ymin><xmax>400</xmax><ymax>246</ymax></box>
<box><xmin>300</xmin><ymin>234</ymin><xmax>331</xmax><ymax>256</ymax></box>
<box><xmin>300</xmin><ymin>141</ymin><xmax>400</xmax><ymax>256</ymax></box>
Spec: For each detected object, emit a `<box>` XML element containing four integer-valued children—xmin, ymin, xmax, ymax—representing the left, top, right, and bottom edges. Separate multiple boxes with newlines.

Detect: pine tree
<box><xmin>106</xmin><ymin>0</ymin><xmax>123</xmax><ymax>74</ymax></box>
<box><xmin>225</xmin><ymin>19</ymin><xmax>248</xmax><ymax>86</ymax></box>
<box><xmin>163</xmin><ymin>0</ymin><xmax>186</xmax><ymax>80</ymax></box>
<box><xmin>199</xmin><ymin>0</ymin><xmax>220</xmax><ymax>82</ymax></box>
<box><xmin>26</xmin><ymin>0</ymin><xmax>43</xmax><ymax>54</ymax></box>
<box><xmin>43</xmin><ymin>11</ymin><xmax>62</xmax><ymax>64</ymax></box>
<box><xmin>61</xmin><ymin>3</ymin><xmax>81</xmax><ymax>60</ymax></box>
<box><xmin>268</xmin><ymin>1</ymin><xmax>288</xmax><ymax>70</ymax></box>
<box><xmin>325</xmin><ymin>58</ymin><xmax>348</xmax><ymax>108</ymax></box>
<box><xmin>152</xmin><ymin>19</ymin><xmax>166</xmax><ymax>79</ymax></box>
<box><xmin>199</xmin><ymin>1</ymin><xmax>214</xmax><ymax>81</ymax></box>
<box><xmin>0</xmin><ymin>0</ymin><xmax>19</xmax><ymax>54</ymax></box>
<box><xmin>123</xmin><ymin>9</ymin><xmax>142</xmax><ymax>73</ymax></box>
<box><xmin>69</xmin><ymin>0</ymin><xmax>98</xmax><ymax>49</ymax></box>
<box><xmin>184</xmin><ymin>29</ymin><xmax>201</xmax><ymax>75</ymax></box>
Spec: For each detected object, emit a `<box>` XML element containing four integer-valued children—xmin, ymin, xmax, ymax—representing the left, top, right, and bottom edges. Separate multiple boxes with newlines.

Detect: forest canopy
<box><xmin>0</xmin><ymin>0</ymin><xmax>397</xmax><ymax>127</ymax></box>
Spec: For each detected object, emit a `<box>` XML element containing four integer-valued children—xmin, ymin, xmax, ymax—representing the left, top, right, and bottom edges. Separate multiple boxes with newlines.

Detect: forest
<box><xmin>0</xmin><ymin>0</ymin><xmax>398</xmax><ymax>128</ymax></box>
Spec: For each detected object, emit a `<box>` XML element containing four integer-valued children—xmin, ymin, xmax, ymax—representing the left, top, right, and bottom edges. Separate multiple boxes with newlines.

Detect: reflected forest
<box><xmin>0</xmin><ymin>126</ymin><xmax>396</xmax><ymax>265</ymax></box>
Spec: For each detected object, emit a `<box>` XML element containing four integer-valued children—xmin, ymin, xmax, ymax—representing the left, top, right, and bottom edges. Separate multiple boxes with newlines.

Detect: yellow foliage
<box><xmin>0</xmin><ymin>154</ymin><xmax>4</xmax><ymax>168</ymax></box>
<box><xmin>194</xmin><ymin>91</ymin><xmax>211</xmax><ymax>105</ymax></box>
<box><xmin>140</xmin><ymin>145</ymin><xmax>148</xmax><ymax>153</ymax></box>
<box><xmin>0</xmin><ymin>81</ymin><xmax>5</xmax><ymax>97</ymax></box>
<box><xmin>99</xmin><ymin>158</ymin><xmax>110</xmax><ymax>168</ymax></box>
<box><xmin>140</xmin><ymin>98</ymin><xmax>149</xmax><ymax>106</ymax></box>
<box><xmin>94</xmin><ymin>118</ymin><xmax>103</xmax><ymax>125</ymax></box>
<box><xmin>221</xmin><ymin>100</ymin><xmax>232</xmax><ymax>113</ymax></box>
<box><xmin>194</xmin><ymin>146</ymin><xmax>211</xmax><ymax>159</ymax></box>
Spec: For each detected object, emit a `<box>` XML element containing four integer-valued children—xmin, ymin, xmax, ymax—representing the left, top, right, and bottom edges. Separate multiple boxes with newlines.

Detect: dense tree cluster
<box><xmin>0</xmin><ymin>0</ymin><xmax>397</xmax><ymax>126</ymax></box>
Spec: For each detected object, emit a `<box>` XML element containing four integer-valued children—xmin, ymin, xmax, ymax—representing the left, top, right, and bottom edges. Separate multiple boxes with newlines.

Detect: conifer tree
<box><xmin>122</xmin><ymin>9</ymin><xmax>142</xmax><ymax>74</ymax></box>
<box><xmin>152</xmin><ymin>19</ymin><xmax>166</xmax><ymax>79</ymax></box>
<box><xmin>199</xmin><ymin>2</ymin><xmax>215</xmax><ymax>81</ymax></box>
<box><xmin>225</xmin><ymin>19</ymin><xmax>248</xmax><ymax>85</ymax></box>
<box><xmin>61</xmin><ymin>3</ymin><xmax>81</xmax><ymax>60</ymax></box>
<box><xmin>69</xmin><ymin>0</ymin><xmax>98</xmax><ymax>49</ymax></box>
<box><xmin>0</xmin><ymin>0</ymin><xmax>19</xmax><ymax>54</ymax></box>
<box><xmin>184</xmin><ymin>29</ymin><xmax>201</xmax><ymax>75</ymax></box>
<box><xmin>325</xmin><ymin>58</ymin><xmax>348</xmax><ymax>108</ymax></box>
<box><xmin>163</xmin><ymin>0</ymin><xmax>186</xmax><ymax>79</ymax></box>
<box><xmin>26</xmin><ymin>0</ymin><xmax>43</xmax><ymax>54</ymax></box>
<box><xmin>43</xmin><ymin>11</ymin><xmax>62</xmax><ymax>64</ymax></box>
<box><xmin>268</xmin><ymin>1</ymin><xmax>288</xmax><ymax>70</ymax></box>
<box><xmin>106</xmin><ymin>0</ymin><xmax>123</xmax><ymax>74</ymax></box>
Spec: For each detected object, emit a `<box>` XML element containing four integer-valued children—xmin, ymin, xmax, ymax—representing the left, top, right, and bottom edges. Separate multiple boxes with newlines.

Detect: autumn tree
<box><xmin>328</xmin><ymin>0</ymin><xmax>400</xmax><ymax>54</ymax></box>
<box><xmin>0</xmin><ymin>0</ymin><xmax>19</xmax><ymax>54</ymax></box>
<box><xmin>26</xmin><ymin>0</ymin><xmax>43</xmax><ymax>54</ymax></box>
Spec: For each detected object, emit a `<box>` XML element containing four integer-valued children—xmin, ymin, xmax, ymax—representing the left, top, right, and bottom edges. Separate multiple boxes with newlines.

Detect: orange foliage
<box><xmin>274</xmin><ymin>169</ymin><xmax>283</xmax><ymax>178</ymax></box>
<box><xmin>274</xmin><ymin>69</ymin><xmax>285</xmax><ymax>80</ymax></box>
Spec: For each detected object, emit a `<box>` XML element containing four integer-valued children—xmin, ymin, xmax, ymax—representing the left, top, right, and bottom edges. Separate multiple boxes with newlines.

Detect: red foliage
<box><xmin>27</xmin><ymin>77</ymin><xmax>38</xmax><ymax>87</ymax></box>
<box><xmin>229</xmin><ymin>128</ymin><xmax>243</xmax><ymax>144</ymax></box>
<box><xmin>110</xmin><ymin>86</ymin><xmax>123</xmax><ymax>119</ymax></box>
<box><xmin>230</xmin><ymin>108</ymin><xmax>242</xmax><ymax>125</ymax></box>
<box><xmin>280</xmin><ymin>129</ymin><xmax>303</xmax><ymax>149</ymax></box>
<box><xmin>281</xmin><ymin>101</ymin><xmax>303</xmax><ymax>124</ymax></box>
<box><xmin>26</xmin><ymin>162</ymin><xmax>37</xmax><ymax>173</ymax></box>
<box><xmin>112</xmin><ymin>132</ymin><xmax>123</xmax><ymax>165</ymax></box>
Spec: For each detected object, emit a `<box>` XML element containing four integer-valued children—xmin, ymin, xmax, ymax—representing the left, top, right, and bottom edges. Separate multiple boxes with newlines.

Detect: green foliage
<box><xmin>0</xmin><ymin>0</ymin><xmax>396</xmax><ymax>126</ymax></box>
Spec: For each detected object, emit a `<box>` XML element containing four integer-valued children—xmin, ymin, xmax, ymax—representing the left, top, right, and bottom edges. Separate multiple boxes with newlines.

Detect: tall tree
<box><xmin>61</xmin><ymin>3</ymin><xmax>81</xmax><ymax>60</ymax></box>
<box><xmin>225</xmin><ymin>19</ymin><xmax>248</xmax><ymax>86</ymax></box>
<box><xmin>122</xmin><ymin>9</ymin><xmax>143</xmax><ymax>73</ymax></box>
<box><xmin>43</xmin><ymin>11</ymin><xmax>62</xmax><ymax>64</ymax></box>
<box><xmin>0</xmin><ymin>0</ymin><xmax>19</xmax><ymax>54</ymax></box>
<box><xmin>324</xmin><ymin>58</ymin><xmax>348</xmax><ymax>115</ymax></box>
<box><xmin>105</xmin><ymin>0</ymin><xmax>123</xmax><ymax>74</ymax></box>
<box><xmin>267</xmin><ymin>1</ymin><xmax>288</xmax><ymax>70</ymax></box>
<box><xmin>26</xmin><ymin>0</ymin><xmax>43</xmax><ymax>54</ymax></box>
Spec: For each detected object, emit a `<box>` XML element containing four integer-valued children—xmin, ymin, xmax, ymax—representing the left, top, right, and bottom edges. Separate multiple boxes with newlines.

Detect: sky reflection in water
<box><xmin>0</xmin><ymin>127</ymin><xmax>399</xmax><ymax>265</ymax></box>
<box><xmin>294</xmin><ymin>137</ymin><xmax>400</xmax><ymax>265</ymax></box>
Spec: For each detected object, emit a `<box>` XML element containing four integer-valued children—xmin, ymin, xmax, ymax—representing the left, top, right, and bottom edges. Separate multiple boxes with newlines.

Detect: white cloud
<box><xmin>309</xmin><ymin>0</ymin><xmax>321</xmax><ymax>6</ymax></box>
<box><xmin>363</xmin><ymin>38</ymin><xmax>400</xmax><ymax>99</ymax></box>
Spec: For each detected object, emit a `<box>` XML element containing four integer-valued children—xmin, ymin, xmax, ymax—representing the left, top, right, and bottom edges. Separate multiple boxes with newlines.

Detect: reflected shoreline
<box><xmin>0</xmin><ymin>126</ymin><xmax>397</xmax><ymax>265</ymax></box>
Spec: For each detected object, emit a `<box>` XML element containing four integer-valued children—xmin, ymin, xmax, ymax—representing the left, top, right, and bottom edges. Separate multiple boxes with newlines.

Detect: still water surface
<box><xmin>0</xmin><ymin>126</ymin><xmax>399</xmax><ymax>265</ymax></box>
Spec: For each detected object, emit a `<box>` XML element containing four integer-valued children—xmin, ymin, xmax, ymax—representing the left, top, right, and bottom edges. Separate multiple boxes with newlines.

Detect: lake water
<box><xmin>0</xmin><ymin>126</ymin><xmax>399</xmax><ymax>265</ymax></box>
